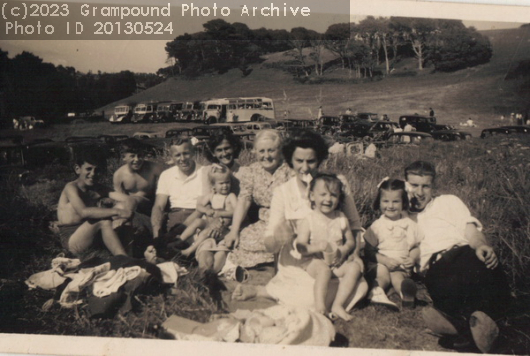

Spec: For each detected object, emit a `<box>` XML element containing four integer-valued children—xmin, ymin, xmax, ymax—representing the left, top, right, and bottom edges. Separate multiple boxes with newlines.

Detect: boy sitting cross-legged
<box><xmin>57</xmin><ymin>150</ymin><xmax>135</xmax><ymax>259</ymax></box>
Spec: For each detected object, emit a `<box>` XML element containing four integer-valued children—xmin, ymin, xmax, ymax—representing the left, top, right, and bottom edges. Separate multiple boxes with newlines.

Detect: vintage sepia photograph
<box><xmin>1</xmin><ymin>0</ymin><xmax>529</xmax><ymax>355</ymax></box>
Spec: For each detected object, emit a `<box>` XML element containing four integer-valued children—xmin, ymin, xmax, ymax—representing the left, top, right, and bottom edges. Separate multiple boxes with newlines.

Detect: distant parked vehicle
<box><xmin>499</xmin><ymin>125</ymin><xmax>530</xmax><ymax>134</ymax></box>
<box><xmin>317</xmin><ymin>116</ymin><xmax>341</xmax><ymax>135</ymax></box>
<box><xmin>200</xmin><ymin>97</ymin><xmax>275</xmax><ymax>124</ymax></box>
<box><xmin>356</xmin><ymin>112</ymin><xmax>379</xmax><ymax>122</ymax></box>
<box><xmin>165</xmin><ymin>128</ymin><xmax>194</xmax><ymax>139</ymax></box>
<box><xmin>480</xmin><ymin>125</ymin><xmax>530</xmax><ymax>138</ymax></box>
<box><xmin>398</xmin><ymin>115</ymin><xmax>437</xmax><ymax>133</ymax></box>
<box><xmin>243</xmin><ymin>122</ymin><xmax>273</xmax><ymax>134</ymax></box>
<box><xmin>337</xmin><ymin>114</ymin><xmax>358</xmax><ymax>124</ymax></box>
<box><xmin>431</xmin><ymin>130</ymin><xmax>472</xmax><ymax>141</ymax></box>
<box><xmin>153</xmin><ymin>101</ymin><xmax>175</xmax><ymax>123</ymax></box>
<box><xmin>97</xmin><ymin>134</ymin><xmax>129</xmax><ymax>145</ymax></box>
<box><xmin>131</xmin><ymin>102</ymin><xmax>158</xmax><ymax>123</ymax></box>
<box><xmin>287</xmin><ymin>118</ymin><xmax>317</xmax><ymax>130</ymax></box>
<box><xmin>109</xmin><ymin>103</ymin><xmax>135</xmax><ymax>124</ymax></box>
<box><xmin>386</xmin><ymin>132</ymin><xmax>433</xmax><ymax>145</ymax></box>
<box><xmin>343</xmin><ymin>121</ymin><xmax>400</xmax><ymax>141</ymax></box>
<box><xmin>191</xmin><ymin>126</ymin><xmax>231</xmax><ymax>142</ymax></box>
<box><xmin>133</xmin><ymin>131</ymin><xmax>159</xmax><ymax>139</ymax></box>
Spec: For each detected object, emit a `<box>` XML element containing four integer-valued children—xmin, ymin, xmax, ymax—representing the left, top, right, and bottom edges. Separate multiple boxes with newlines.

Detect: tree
<box><xmin>390</xmin><ymin>17</ymin><xmax>437</xmax><ymax>70</ymax></box>
<box><xmin>324</xmin><ymin>23</ymin><xmax>351</xmax><ymax>69</ymax></box>
<box><xmin>286</xmin><ymin>27</ymin><xmax>319</xmax><ymax>77</ymax></box>
<box><xmin>358</xmin><ymin>16</ymin><xmax>393</xmax><ymax>74</ymax></box>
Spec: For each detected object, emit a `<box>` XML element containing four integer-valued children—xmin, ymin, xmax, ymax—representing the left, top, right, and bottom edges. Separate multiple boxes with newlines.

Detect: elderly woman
<box><xmin>233</xmin><ymin>129</ymin><xmax>368</xmax><ymax>315</ymax></box>
<box><xmin>224</xmin><ymin>129</ymin><xmax>292</xmax><ymax>268</ymax></box>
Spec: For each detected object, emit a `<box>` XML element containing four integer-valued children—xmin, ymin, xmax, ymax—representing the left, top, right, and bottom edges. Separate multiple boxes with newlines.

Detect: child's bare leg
<box><xmin>68</xmin><ymin>220</ymin><xmax>127</xmax><ymax>256</ymax></box>
<box><xmin>100</xmin><ymin>219</ymin><xmax>128</xmax><ymax>255</ymax></box>
<box><xmin>212</xmin><ymin>251</ymin><xmax>228</xmax><ymax>274</ymax></box>
<box><xmin>390</xmin><ymin>270</ymin><xmax>407</xmax><ymax>295</ymax></box>
<box><xmin>180</xmin><ymin>219</ymin><xmax>207</xmax><ymax>242</ymax></box>
<box><xmin>306</xmin><ymin>259</ymin><xmax>332</xmax><ymax>315</ymax></box>
<box><xmin>197</xmin><ymin>250</ymin><xmax>214</xmax><ymax>275</ymax></box>
<box><xmin>374</xmin><ymin>264</ymin><xmax>391</xmax><ymax>290</ymax></box>
<box><xmin>332</xmin><ymin>262</ymin><xmax>361</xmax><ymax>321</ymax></box>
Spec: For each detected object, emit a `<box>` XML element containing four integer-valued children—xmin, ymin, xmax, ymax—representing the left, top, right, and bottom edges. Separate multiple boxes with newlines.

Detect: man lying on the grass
<box><xmin>57</xmin><ymin>150</ymin><xmax>135</xmax><ymax>258</ymax></box>
<box><xmin>113</xmin><ymin>138</ymin><xmax>164</xmax><ymax>216</ymax></box>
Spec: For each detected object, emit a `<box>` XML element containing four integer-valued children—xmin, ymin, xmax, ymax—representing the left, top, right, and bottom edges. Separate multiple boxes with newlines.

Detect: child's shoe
<box><xmin>368</xmin><ymin>286</ymin><xmax>399</xmax><ymax>311</ymax></box>
<box><xmin>400</xmin><ymin>278</ymin><xmax>417</xmax><ymax>309</ymax></box>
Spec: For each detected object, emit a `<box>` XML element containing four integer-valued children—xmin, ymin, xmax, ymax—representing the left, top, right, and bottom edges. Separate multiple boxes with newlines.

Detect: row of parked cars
<box><xmin>318</xmin><ymin>113</ymin><xmax>473</xmax><ymax>145</ymax></box>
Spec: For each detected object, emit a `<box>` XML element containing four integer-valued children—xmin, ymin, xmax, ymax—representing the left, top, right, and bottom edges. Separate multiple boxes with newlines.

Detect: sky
<box><xmin>0</xmin><ymin>0</ymin><xmax>527</xmax><ymax>74</ymax></box>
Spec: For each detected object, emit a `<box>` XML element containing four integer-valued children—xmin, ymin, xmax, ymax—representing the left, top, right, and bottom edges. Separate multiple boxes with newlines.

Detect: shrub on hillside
<box><xmin>430</xmin><ymin>27</ymin><xmax>493</xmax><ymax>72</ymax></box>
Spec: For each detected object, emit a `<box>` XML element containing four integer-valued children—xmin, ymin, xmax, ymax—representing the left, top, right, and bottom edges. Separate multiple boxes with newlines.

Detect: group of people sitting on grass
<box><xmin>56</xmin><ymin>128</ymin><xmax>510</xmax><ymax>353</ymax></box>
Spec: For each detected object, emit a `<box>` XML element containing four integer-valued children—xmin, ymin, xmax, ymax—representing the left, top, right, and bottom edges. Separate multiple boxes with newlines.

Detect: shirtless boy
<box><xmin>57</xmin><ymin>150</ymin><xmax>134</xmax><ymax>257</ymax></box>
<box><xmin>113</xmin><ymin>139</ymin><xmax>164</xmax><ymax>215</ymax></box>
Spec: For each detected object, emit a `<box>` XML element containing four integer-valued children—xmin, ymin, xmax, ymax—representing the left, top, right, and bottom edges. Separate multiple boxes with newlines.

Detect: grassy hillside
<box><xmin>98</xmin><ymin>27</ymin><xmax>530</xmax><ymax>138</ymax></box>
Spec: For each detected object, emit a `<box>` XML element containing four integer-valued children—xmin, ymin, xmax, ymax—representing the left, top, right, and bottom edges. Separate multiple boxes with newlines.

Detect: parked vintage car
<box><xmin>398</xmin><ymin>115</ymin><xmax>437</xmax><ymax>133</ymax></box>
<box><xmin>191</xmin><ymin>125</ymin><xmax>231</xmax><ymax>141</ymax></box>
<box><xmin>480</xmin><ymin>125</ymin><xmax>530</xmax><ymax>138</ymax></box>
<box><xmin>288</xmin><ymin>118</ymin><xmax>317</xmax><ymax>130</ymax></box>
<box><xmin>133</xmin><ymin>131</ymin><xmax>159</xmax><ymax>139</ymax></box>
<box><xmin>317</xmin><ymin>116</ymin><xmax>341</xmax><ymax>135</ymax></box>
<box><xmin>347</xmin><ymin>121</ymin><xmax>400</xmax><ymax>141</ymax></box>
<box><xmin>210</xmin><ymin>123</ymin><xmax>249</xmax><ymax>134</ymax></box>
<box><xmin>165</xmin><ymin>128</ymin><xmax>194</xmax><ymax>139</ymax></box>
<box><xmin>337</xmin><ymin>114</ymin><xmax>358</xmax><ymax>124</ymax></box>
<box><xmin>431</xmin><ymin>130</ymin><xmax>472</xmax><ymax>141</ymax></box>
<box><xmin>500</xmin><ymin>125</ymin><xmax>530</xmax><ymax>134</ymax></box>
<box><xmin>386</xmin><ymin>132</ymin><xmax>433</xmax><ymax>145</ymax></box>
<box><xmin>480</xmin><ymin>127</ymin><xmax>513</xmax><ymax>138</ymax></box>
<box><xmin>356</xmin><ymin>112</ymin><xmax>379</xmax><ymax>122</ymax></box>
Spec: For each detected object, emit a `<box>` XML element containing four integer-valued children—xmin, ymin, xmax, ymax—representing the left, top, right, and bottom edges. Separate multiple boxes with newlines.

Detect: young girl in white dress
<box><xmin>364</xmin><ymin>178</ymin><xmax>423</xmax><ymax>309</ymax></box>
<box><xmin>294</xmin><ymin>173</ymin><xmax>363</xmax><ymax>321</ymax></box>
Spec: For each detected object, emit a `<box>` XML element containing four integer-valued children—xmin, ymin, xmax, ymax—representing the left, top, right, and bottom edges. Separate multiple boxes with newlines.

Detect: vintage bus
<box><xmin>109</xmin><ymin>103</ymin><xmax>136</xmax><ymax>124</ymax></box>
<box><xmin>131</xmin><ymin>102</ymin><xmax>158</xmax><ymax>123</ymax></box>
<box><xmin>200</xmin><ymin>97</ymin><xmax>275</xmax><ymax>124</ymax></box>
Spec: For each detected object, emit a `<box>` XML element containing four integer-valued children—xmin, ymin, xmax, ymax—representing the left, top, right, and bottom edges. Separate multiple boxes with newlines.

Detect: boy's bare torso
<box><xmin>114</xmin><ymin>161</ymin><xmax>162</xmax><ymax>200</ymax></box>
<box><xmin>57</xmin><ymin>182</ymin><xmax>109</xmax><ymax>225</ymax></box>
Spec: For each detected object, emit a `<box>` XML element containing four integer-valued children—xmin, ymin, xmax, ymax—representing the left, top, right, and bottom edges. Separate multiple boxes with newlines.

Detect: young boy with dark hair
<box><xmin>113</xmin><ymin>138</ymin><xmax>164</xmax><ymax>215</ymax></box>
<box><xmin>57</xmin><ymin>150</ymin><xmax>134</xmax><ymax>257</ymax></box>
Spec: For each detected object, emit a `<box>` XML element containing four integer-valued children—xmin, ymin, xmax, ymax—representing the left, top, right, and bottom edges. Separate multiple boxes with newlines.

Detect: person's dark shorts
<box><xmin>58</xmin><ymin>223</ymin><xmax>83</xmax><ymax>250</ymax></box>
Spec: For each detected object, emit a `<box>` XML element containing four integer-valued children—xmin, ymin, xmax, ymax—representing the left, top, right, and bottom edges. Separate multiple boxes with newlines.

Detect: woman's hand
<box><xmin>224</xmin><ymin>229</ymin><xmax>240</xmax><ymax>249</ymax></box>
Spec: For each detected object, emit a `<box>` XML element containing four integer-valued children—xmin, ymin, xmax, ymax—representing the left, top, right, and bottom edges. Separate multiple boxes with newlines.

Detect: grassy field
<box><xmin>1</xmin><ymin>27</ymin><xmax>530</xmax><ymax>354</ymax></box>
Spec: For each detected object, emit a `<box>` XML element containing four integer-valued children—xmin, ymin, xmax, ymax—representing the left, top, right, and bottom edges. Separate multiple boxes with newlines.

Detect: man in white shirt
<box><xmin>151</xmin><ymin>138</ymin><xmax>209</xmax><ymax>248</ymax></box>
<box><xmin>405</xmin><ymin>161</ymin><xmax>510</xmax><ymax>353</ymax></box>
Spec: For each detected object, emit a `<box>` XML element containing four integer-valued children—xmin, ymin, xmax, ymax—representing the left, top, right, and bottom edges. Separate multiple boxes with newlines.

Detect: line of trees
<box><xmin>0</xmin><ymin>50</ymin><xmax>162</xmax><ymax>122</ymax></box>
<box><xmin>162</xmin><ymin>17</ymin><xmax>492</xmax><ymax>78</ymax></box>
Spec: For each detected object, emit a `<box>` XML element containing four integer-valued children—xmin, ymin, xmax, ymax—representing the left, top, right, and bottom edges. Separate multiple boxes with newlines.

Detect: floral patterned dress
<box><xmin>227</xmin><ymin>161</ymin><xmax>292</xmax><ymax>267</ymax></box>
